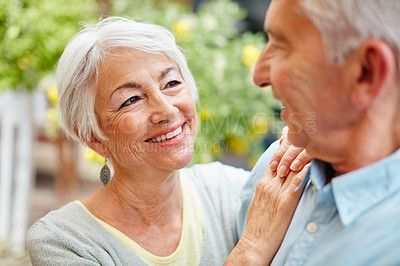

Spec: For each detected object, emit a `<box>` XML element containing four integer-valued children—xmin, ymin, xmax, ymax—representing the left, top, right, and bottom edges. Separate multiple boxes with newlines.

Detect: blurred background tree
<box><xmin>0</xmin><ymin>0</ymin><xmax>99</xmax><ymax>258</ymax></box>
<box><xmin>0</xmin><ymin>0</ymin><xmax>100</xmax><ymax>202</ymax></box>
<box><xmin>0</xmin><ymin>0</ymin><xmax>283</xmax><ymax>169</ymax></box>
<box><xmin>0</xmin><ymin>0</ymin><xmax>98</xmax><ymax>92</ymax></box>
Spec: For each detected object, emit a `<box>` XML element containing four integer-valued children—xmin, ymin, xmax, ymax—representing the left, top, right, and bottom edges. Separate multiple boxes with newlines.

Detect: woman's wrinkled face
<box><xmin>94</xmin><ymin>48</ymin><xmax>197</xmax><ymax>174</ymax></box>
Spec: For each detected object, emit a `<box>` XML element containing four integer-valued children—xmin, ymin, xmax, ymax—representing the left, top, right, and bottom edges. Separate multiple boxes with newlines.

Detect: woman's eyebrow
<box><xmin>158</xmin><ymin>67</ymin><xmax>178</xmax><ymax>81</ymax></box>
<box><xmin>110</xmin><ymin>81</ymin><xmax>142</xmax><ymax>99</ymax></box>
<box><xmin>115</xmin><ymin>81</ymin><xmax>142</xmax><ymax>90</ymax></box>
<box><xmin>111</xmin><ymin>66</ymin><xmax>179</xmax><ymax>98</ymax></box>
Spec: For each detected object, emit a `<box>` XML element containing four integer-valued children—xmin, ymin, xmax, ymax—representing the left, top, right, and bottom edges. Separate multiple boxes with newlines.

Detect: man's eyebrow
<box><xmin>159</xmin><ymin>67</ymin><xmax>178</xmax><ymax>80</ymax></box>
<box><xmin>265</xmin><ymin>26</ymin><xmax>287</xmax><ymax>43</ymax></box>
<box><xmin>265</xmin><ymin>26</ymin><xmax>274</xmax><ymax>37</ymax></box>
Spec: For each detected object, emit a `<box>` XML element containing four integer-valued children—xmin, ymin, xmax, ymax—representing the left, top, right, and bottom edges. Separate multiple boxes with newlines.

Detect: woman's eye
<box><xmin>119</xmin><ymin>96</ymin><xmax>140</xmax><ymax>109</ymax></box>
<box><xmin>165</xmin><ymin>80</ymin><xmax>181</xmax><ymax>89</ymax></box>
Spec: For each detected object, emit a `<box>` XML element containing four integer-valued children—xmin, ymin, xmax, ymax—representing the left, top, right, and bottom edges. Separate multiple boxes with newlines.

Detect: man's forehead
<box><xmin>264</xmin><ymin>0</ymin><xmax>306</xmax><ymax>34</ymax></box>
<box><xmin>264</xmin><ymin>0</ymin><xmax>293</xmax><ymax>33</ymax></box>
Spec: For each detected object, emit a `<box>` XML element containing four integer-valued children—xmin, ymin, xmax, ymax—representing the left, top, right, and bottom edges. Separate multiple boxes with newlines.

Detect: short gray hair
<box><xmin>56</xmin><ymin>17</ymin><xmax>198</xmax><ymax>143</ymax></box>
<box><xmin>299</xmin><ymin>0</ymin><xmax>400</xmax><ymax>71</ymax></box>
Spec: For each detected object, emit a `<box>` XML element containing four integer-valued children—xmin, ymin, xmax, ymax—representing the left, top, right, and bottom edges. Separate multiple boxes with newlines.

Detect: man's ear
<box><xmin>74</xmin><ymin>126</ymin><xmax>109</xmax><ymax>158</ymax></box>
<box><xmin>350</xmin><ymin>39</ymin><xmax>397</xmax><ymax>108</ymax></box>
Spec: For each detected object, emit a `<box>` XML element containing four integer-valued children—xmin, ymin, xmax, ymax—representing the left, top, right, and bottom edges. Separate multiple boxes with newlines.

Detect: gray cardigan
<box><xmin>27</xmin><ymin>162</ymin><xmax>249</xmax><ymax>265</ymax></box>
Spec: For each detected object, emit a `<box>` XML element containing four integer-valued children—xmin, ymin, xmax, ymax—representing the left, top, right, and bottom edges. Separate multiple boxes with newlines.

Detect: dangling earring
<box><xmin>100</xmin><ymin>158</ymin><xmax>111</xmax><ymax>187</ymax></box>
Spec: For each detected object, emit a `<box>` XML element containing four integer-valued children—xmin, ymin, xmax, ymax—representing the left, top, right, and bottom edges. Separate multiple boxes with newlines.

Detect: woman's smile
<box><xmin>146</xmin><ymin>123</ymin><xmax>185</xmax><ymax>144</ymax></box>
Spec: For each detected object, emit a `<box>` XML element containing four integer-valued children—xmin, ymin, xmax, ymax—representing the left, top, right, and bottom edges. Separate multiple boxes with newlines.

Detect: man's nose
<box><xmin>149</xmin><ymin>94</ymin><xmax>179</xmax><ymax>124</ymax></box>
<box><xmin>253</xmin><ymin>46</ymin><xmax>271</xmax><ymax>88</ymax></box>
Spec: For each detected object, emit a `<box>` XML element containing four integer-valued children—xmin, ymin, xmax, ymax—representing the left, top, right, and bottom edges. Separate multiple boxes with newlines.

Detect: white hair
<box><xmin>56</xmin><ymin>17</ymin><xmax>198</xmax><ymax>143</ymax></box>
<box><xmin>299</xmin><ymin>0</ymin><xmax>400</xmax><ymax>71</ymax></box>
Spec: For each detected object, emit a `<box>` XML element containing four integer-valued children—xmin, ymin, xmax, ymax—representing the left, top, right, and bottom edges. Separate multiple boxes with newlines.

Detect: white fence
<box><xmin>0</xmin><ymin>91</ymin><xmax>35</xmax><ymax>256</ymax></box>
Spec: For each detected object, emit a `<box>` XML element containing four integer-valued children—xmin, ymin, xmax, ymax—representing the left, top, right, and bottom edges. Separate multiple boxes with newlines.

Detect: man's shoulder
<box><xmin>248</xmin><ymin>140</ymin><xmax>280</xmax><ymax>183</ymax></box>
<box><xmin>235</xmin><ymin>140</ymin><xmax>280</xmax><ymax>237</ymax></box>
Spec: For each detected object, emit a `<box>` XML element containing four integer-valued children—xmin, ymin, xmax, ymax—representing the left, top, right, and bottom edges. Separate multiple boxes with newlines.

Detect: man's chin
<box><xmin>287</xmin><ymin>128</ymin><xmax>308</xmax><ymax>148</ymax></box>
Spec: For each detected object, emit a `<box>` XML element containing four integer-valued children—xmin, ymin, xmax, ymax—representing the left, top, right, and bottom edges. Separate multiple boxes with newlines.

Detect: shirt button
<box><xmin>306</xmin><ymin>222</ymin><xmax>318</xmax><ymax>234</ymax></box>
<box><xmin>312</xmin><ymin>186</ymin><xmax>317</xmax><ymax>192</ymax></box>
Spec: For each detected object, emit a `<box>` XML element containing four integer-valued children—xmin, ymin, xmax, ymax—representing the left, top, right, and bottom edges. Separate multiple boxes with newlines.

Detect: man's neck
<box><xmin>317</xmin><ymin>117</ymin><xmax>399</xmax><ymax>176</ymax></box>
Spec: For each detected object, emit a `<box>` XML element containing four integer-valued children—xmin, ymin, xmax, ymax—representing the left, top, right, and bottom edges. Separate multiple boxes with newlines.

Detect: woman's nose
<box><xmin>253</xmin><ymin>46</ymin><xmax>272</xmax><ymax>88</ymax></box>
<box><xmin>149</xmin><ymin>95</ymin><xmax>179</xmax><ymax>124</ymax></box>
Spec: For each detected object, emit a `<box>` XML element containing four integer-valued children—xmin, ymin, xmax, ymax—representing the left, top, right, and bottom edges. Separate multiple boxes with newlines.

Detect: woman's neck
<box><xmin>82</xmin><ymin>168</ymin><xmax>182</xmax><ymax>226</ymax></box>
<box><xmin>82</xmin><ymin>168</ymin><xmax>184</xmax><ymax>256</ymax></box>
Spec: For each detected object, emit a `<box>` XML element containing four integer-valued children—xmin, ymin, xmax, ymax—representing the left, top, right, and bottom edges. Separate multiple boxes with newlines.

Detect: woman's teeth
<box><xmin>149</xmin><ymin>126</ymin><xmax>182</xmax><ymax>143</ymax></box>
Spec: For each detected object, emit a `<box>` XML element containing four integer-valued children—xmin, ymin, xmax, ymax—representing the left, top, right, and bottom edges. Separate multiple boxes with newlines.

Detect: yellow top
<box><xmin>78</xmin><ymin>170</ymin><xmax>204</xmax><ymax>265</ymax></box>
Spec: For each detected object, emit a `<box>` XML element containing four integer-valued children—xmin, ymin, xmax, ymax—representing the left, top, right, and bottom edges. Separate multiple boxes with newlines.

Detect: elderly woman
<box><xmin>27</xmin><ymin>17</ymin><xmax>309</xmax><ymax>265</ymax></box>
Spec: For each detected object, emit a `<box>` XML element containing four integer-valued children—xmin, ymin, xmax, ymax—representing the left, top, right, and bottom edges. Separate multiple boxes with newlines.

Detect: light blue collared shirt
<box><xmin>237</xmin><ymin>141</ymin><xmax>400</xmax><ymax>265</ymax></box>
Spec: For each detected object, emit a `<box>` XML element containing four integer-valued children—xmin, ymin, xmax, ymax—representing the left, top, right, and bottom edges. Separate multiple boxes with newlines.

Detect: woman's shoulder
<box><xmin>26</xmin><ymin>201</ymin><xmax>98</xmax><ymax>244</ymax></box>
<box><xmin>27</xmin><ymin>201</ymin><xmax>104</xmax><ymax>248</ymax></box>
<box><xmin>26</xmin><ymin>201</ymin><xmax>135</xmax><ymax>265</ymax></box>
<box><xmin>182</xmin><ymin>162</ymin><xmax>250</xmax><ymax>199</ymax></box>
<box><xmin>26</xmin><ymin>201</ymin><xmax>95</xmax><ymax>262</ymax></box>
<box><xmin>29</xmin><ymin>201</ymin><xmax>86</xmax><ymax>226</ymax></box>
<box><xmin>185</xmin><ymin>161</ymin><xmax>250</xmax><ymax>175</ymax></box>
<box><xmin>184</xmin><ymin>161</ymin><xmax>249</xmax><ymax>185</ymax></box>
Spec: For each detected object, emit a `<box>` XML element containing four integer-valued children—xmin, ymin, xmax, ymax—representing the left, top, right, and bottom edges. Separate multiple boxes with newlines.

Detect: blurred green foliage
<box><xmin>0</xmin><ymin>0</ymin><xmax>98</xmax><ymax>91</ymax></box>
<box><xmin>1</xmin><ymin>0</ymin><xmax>282</xmax><ymax>167</ymax></box>
<box><xmin>111</xmin><ymin>0</ymin><xmax>282</xmax><ymax>166</ymax></box>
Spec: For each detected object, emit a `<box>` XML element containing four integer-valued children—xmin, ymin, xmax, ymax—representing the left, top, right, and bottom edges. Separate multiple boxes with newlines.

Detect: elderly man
<box><xmin>235</xmin><ymin>0</ymin><xmax>400</xmax><ymax>265</ymax></box>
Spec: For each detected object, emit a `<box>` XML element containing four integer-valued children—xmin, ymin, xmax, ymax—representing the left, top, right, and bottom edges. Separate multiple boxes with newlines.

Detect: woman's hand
<box><xmin>269</xmin><ymin>126</ymin><xmax>311</xmax><ymax>177</ymax></box>
<box><xmin>224</xmin><ymin>126</ymin><xmax>312</xmax><ymax>265</ymax></box>
<box><xmin>225</xmin><ymin>164</ymin><xmax>310</xmax><ymax>265</ymax></box>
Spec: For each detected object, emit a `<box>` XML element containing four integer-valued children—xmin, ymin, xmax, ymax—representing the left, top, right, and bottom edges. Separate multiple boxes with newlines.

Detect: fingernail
<box><xmin>290</xmin><ymin>159</ymin><xmax>301</xmax><ymax>171</ymax></box>
<box><xmin>278</xmin><ymin>165</ymin><xmax>288</xmax><ymax>177</ymax></box>
<box><xmin>269</xmin><ymin>160</ymin><xmax>279</xmax><ymax>171</ymax></box>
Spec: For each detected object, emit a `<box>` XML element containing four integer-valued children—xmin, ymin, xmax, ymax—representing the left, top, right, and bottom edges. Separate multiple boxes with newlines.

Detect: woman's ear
<box><xmin>85</xmin><ymin>137</ymin><xmax>109</xmax><ymax>158</ymax></box>
<box><xmin>350</xmin><ymin>39</ymin><xmax>397</xmax><ymax>108</ymax></box>
<box><xmin>74</xmin><ymin>126</ymin><xmax>109</xmax><ymax>158</ymax></box>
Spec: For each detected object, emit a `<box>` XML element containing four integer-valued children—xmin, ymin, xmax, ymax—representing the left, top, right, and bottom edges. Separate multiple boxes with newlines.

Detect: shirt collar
<box><xmin>307</xmin><ymin>149</ymin><xmax>400</xmax><ymax>227</ymax></box>
<box><xmin>295</xmin><ymin>159</ymin><xmax>333</xmax><ymax>192</ymax></box>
